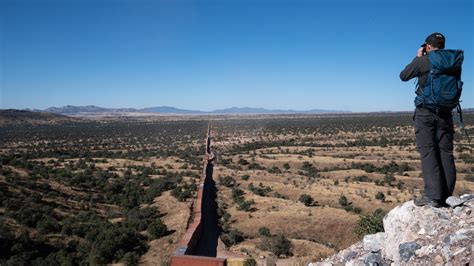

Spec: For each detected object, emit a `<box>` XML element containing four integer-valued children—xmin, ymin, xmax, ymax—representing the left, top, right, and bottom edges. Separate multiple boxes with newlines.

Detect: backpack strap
<box><xmin>456</xmin><ymin>104</ymin><xmax>470</xmax><ymax>142</ymax></box>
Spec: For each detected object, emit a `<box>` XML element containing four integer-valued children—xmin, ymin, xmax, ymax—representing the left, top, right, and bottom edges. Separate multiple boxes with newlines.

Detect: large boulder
<box><xmin>311</xmin><ymin>194</ymin><xmax>474</xmax><ymax>265</ymax></box>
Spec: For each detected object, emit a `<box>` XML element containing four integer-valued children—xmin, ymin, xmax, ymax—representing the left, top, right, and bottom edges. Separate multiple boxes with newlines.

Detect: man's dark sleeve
<box><xmin>400</xmin><ymin>57</ymin><xmax>420</xmax><ymax>81</ymax></box>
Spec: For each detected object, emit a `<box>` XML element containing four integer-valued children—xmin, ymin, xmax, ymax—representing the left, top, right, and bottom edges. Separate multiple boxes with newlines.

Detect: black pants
<box><xmin>414</xmin><ymin>107</ymin><xmax>456</xmax><ymax>201</ymax></box>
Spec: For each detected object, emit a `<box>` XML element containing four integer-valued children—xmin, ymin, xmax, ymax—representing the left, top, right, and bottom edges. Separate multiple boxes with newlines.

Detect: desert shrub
<box><xmin>248</xmin><ymin>163</ymin><xmax>265</xmax><ymax>170</ymax></box>
<box><xmin>219</xmin><ymin>176</ymin><xmax>236</xmax><ymax>187</ymax></box>
<box><xmin>142</xmin><ymin>174</ymin><xmax>181</xmax><ymax>204</ymax></box>
<box><xmin>375</xmin><ymin>192</ymin><xmax>385</xmax><ymax>202</ymax></box>
<box><xmin>397</xmin><ymin>180</ymin><xmax>405</xmax><ymax>190</ymax></box>
<box><xmin>232</xmin><ymin>187</ymin><xmax>245</xmax><ymax>199</ymax></box>
<box><xmin>383</xmin><ymin>174</ymin><xmax>395</xmax><ymax>186</ymax></box>
<box><xmin>241</xmin><ymin>174</ymin><xmax>250</xmax><ymax>181</ymax></box>
<box><xmin>339</xmin><ymin>195</ymin><xmax>349</xmax><ymax>206</ymax></box>
<box><xmin>459</xmin><ymin>153</ymin><xmax>474</xmax><ymax>164</ymax></box>
<box><xmin>351</xmin><ymin>162</ymin><xmax>376</xmax><ymax>173</ymax></box>
<box><xmin>298</xmin><ymin>194</ymin><xmax>314</xmax><ymax>206</ymax></box>
<box><xmin>216</xmin><ymin>204</ymin><xmax>232</xmax><ymax>233</ymax></box>
<box><xmin>352</xmin><ymin>161</ymin><xmax>412</xmax><ymax>175</ymax></box>
<box><xmin>5</xmin><ymin>199</ymin><xmax>54</xmax><ymax>229</ymax></box>
<box><xmin>88</xmin><ymin>226</ymin><xmax>148</xmax><ymax>264</ymax></box>
<box><xmin>456</xmin><ymin>145</ymin><xmax>467</xmax><ymax>153</ymax></box>
<box><xmin>123</xmin><ymin>207</ymin><xmax>159</xmax><ymax>231</ymax></box>
<box><xmin>258</xmin><ymin>234</ymin><xmax>293</xmax><ymax>257</ymax></box>
<box><xmin>171</xmin><ymin>184</ymin><xmax>193</xmax><ymax>202</ymax></box>
<box><xmin>62</xmin><ymin>211</ymin><xmax>105</xmax><ymax>238</ymax></box>
<box><xmin>344</xmin><ymin>205</ymin><xmax>354</xmax><ymax>212</ymax></box>
<box><xmin>1</xmin><ymin>229</ymin><xmax>61</xmax><ymax>264</ymax></box>
<box><xmin>32</xmin><ymin>250</ymin><xmax>75</xmax><ymax>265</ymax></box>
<box><xmin>301</xmin><ymin>162</ymin><xmax>318</xmax><ymax>178</ymax></box>
<box><xmin>244</xmin><ymin>257</ymin><xmax>257</xmax><ymax>266</ymax></box>
<box><xmin>272</xmin><ymin>192</ymin><xmax>288</xmax><ymax>199</ymax></box>
<box><xmin>379</xmin><ymin>161</ymin><xmax>412</xmax><ymax>174</ymax></box>
<box><xmin>36</xmin><ymin>216</ymin><xmax>61</xmax><ymax>234</ymax></box>
<box><xmin>220</xmin><ymin>158</ymin><xmax>232</xmax><ymax>166</ymax></box>
<box><xmin>465</xmin><ymin>175</ymin><xmax>474</xmax><ymax>182</ymax></box>
<box><xmin>221</xmin><ymin>229</ymin><xmax>244</xmax><ymax>246</ymax></box>
<box><xmin>353</xmin><ymin>207</ymin><xmax>363</xmax><ymax>214</ymax></box>
<box><xmin>267</xmin><ymin>166</ymin><xmax>281</xmax><ymax>174</ymax></box>
<box><xmin>120</xmin><ymin>183</ymin><xmax>144</xmax><ymax>209</ymax></box>
<box><xmin>147</xmin><ymin>219</ymin><xmax>168</xmax><ymax>239</ymax></box>
<box><xmin>238</xmin><ymin>159</ymin><xmax>249</xmax><ymax>165</ymax></box>
<box><xmin>283</xmin><ymin>163</ymin><xmax>290</xmax><ymax>170</ymax></box>
<box><xmin>236</xmin><ymin>199</ymin><xmax>255</xmax><ymax>212</ymax></box>
<box><xmin>258</xmin><ymin>227</ymin><xmax>271</xmax><ymax>237</ymax></box>
<box><xmin>353</xmin><ymin>175</ymin><xmax>371</xmax><ymax>182</ymax></box>
<box><xmin>248</xmin><ymin>183</ymin><xmax>272</xmax><ymax>197</ymax></box>
<box><xmin>122</xmin><ymin>252</ymin><xmax>140</xmax><ymax>266</ymax></box>
<box><xmin>355</xmin><ymin>208</ymin><xmax>386</xmax><ymax>237</ymax></box>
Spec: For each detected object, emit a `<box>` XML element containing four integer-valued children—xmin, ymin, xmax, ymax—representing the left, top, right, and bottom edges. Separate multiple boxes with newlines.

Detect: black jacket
<box><xmin>400</xmin><ymin>55</ymin><xmax>430</xmax><ymax>96</ymax></box>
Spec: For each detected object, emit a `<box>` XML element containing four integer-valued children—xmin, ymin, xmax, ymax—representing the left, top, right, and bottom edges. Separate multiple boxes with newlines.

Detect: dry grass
<box><xmin>212</xmin><ymin>119</ymin><xmax>474</xmax><ymax>263</ymax></box>
<box><xmin>141</xmin><ymin>191</ymin><xmax>192</xmax><ymax>264</ymax></box>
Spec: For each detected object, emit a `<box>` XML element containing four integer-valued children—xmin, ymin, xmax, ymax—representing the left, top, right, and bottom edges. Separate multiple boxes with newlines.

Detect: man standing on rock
<box><xmin>400</xmin><ymin>33</ymin><xmax>464</xmax><ymax>208</ymax></box>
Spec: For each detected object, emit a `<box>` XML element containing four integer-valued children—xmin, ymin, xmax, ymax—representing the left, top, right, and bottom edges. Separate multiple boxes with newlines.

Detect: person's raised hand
<box><xmin>417</xmin><ymin>47</ymin><xmax>425</xmax><ymax>58</ymax></box>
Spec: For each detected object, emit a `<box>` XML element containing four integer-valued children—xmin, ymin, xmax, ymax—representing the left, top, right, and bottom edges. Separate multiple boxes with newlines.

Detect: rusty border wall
<box><xmin>171</xmin><ymin>122</ymin><xmax>226</xmax><ymax>266</ymax></box>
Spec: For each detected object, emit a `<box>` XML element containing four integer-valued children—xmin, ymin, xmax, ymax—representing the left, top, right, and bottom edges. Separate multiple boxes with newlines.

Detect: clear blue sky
<box><xmin>1</xmin><ymin>0</ymin><xmax>473</xmax><ymax>112</ymax></box>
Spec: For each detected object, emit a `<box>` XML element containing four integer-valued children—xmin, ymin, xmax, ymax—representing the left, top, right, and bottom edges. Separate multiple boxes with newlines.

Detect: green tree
<box><xmin>375</xmin><ymin>192</ymin><xmax>385</xmax><ymax>202</ymax></box>
<box><xmin>36</xmin><ymin>216</ymin><xmax>61</xmax><ymax>234</ymax></box>
<box><xmin>219</xmin><ymin>176</ymin><xmax>236</xmax><ymax>187</ymax></box>
<box><xmin>148</xmin><ymin>219</ymin><xmax>168</xmax><ymax>239</ymax></box>
<box><xmin>232</xmin><ymin>187</ymin><xmax>245</xmax><ymax>199</ymax></box>
<box><xmin>221</xmin><ymin>229</ymin><xmax>244</xmax><ymax>246</ymax></box>
<box><xmin>236</xmin><ymin>199</ymin><xmax>254</xmax><ymax>212</ymax></box>
<box><xmin>123</xmin><ymin>252</ymin><xmax>140</xmax><ymax>266</ymax></box>
<box><xmin>299</xmin><ymin>194</ymin><xmax>314</xmax><ymax>206</ymax></box>
<box><xmin>339</xmin><ymin>195</ymin><xmax>349</xmax><ymax>207</ymax></box>
<box><xmin>258</xmin><ymin>234</ymin><xmax>293</xmax><ymax>257</ymax></box>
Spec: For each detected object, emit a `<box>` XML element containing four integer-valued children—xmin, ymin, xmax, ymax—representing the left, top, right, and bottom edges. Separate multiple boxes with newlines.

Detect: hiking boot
<box><xmin>437</xmin><ymin>199</ymin><xmax>450</xmax><ymax>208</ymax></box>
<box><xmin>438</xmin><ymin>202</ymin><xmax>450</xmax><ymax>208</ymax></box>
<box><xmin>413</xmin><ymin>196</ymin><xmax>440</xmax><ymax>208</ymax></box>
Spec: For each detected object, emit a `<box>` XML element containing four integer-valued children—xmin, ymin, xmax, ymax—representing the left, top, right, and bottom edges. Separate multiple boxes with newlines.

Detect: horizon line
<box><xmin>2</xmin><ymin>104</ymin><xmax>473</xmax><ymax>115</ymax></box>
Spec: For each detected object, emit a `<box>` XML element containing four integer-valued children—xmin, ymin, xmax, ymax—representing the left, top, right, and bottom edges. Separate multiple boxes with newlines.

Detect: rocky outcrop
<box><xmin>312</xmin><ymin>194</ymin><xmax>474</xmax><ymax>265</ymax></box>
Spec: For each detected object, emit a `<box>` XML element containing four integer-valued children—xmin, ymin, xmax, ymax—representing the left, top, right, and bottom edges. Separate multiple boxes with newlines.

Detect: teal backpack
<box><xmin>415</xmin><ymin>49</ymin><xmax>469</xmax><ymax>140</ymax></box>
<box><xmin>415</xmin><ymin>49</ymin><xmax>464</xmax><ymax>110</ymax></box>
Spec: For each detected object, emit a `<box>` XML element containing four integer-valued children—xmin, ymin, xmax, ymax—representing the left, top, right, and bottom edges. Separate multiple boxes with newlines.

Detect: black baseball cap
<box><xmin>421</xmin><ymin>32</ymin><xmax>445</xmax><ymax>48</ymax></box>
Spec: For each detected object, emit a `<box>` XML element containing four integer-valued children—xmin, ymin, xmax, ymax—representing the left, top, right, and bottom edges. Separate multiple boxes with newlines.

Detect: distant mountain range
<box><xmin>3</xmin><ymin>107</ymin><xmax>472</xmax><ymax>125</ymax></box>
<box><xmin>28</xmin><ymin>105</ymin><xmax>347</xmax><ymax>116</ymax></box>
<box><xmin>0</xmin><ymin>109</ymin><xmax>80</xmax><ymax>125</ymax></box>
<box><xmin>17</xmin><ymin>105</ymin><xmax>474</xmax><ymax>117</ymax></box>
